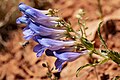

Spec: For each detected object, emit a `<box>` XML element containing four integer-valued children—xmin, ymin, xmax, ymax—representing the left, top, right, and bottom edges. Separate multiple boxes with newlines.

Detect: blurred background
<box><xmin>0</xmin><ymin>0</ymin><xmax>120</xmax><ymax>80</ymax></box>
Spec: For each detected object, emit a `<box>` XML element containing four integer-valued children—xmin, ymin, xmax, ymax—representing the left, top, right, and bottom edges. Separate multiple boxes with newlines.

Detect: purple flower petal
<box><xmin>25</xmin><ymin>9</ymin><xmax>47</xmax><ymax>19</ymax></box>
<box><xmin>33</xmin><ymin>44</ymin><xmax>46</xmax><ymax>57</ymax></box>
<box><xmin>53</xmin><ymin>50</ymin><xmax>88</xmax><ymax>71</ymax></box>
<box><xmin>19</xmin><ymin>3</ymin><xmax>31</xmax><ymax>12</ymax></box>
<box><xmin>23</xmin><ymin>29</ymin><xmax>35</xmax><ymax>40</ymax></box>
<box><xmin>24</xmin><ymin>9</ymin><xmax>59</xmax><ymax>27</ymax></box>
<box><xmin>22</xmin><ymin>21</ymin><xmax>65</xmax><ymax>40</ymax></box>
<box><xmin>32</xmin><ymin>35</ymin><xmax>42</xmax><ymax>42</ymax></box>
<box><xmin>19</xmin><ymin>3</ymin><xmax>50</xmax><ymax>15</ymax></box>
<box><xmin>16</xmin><ymin>15</ymin><xmax>29</xmax><ymax>24</ymax></box>
<box><xmin>55</xmin><ymin>59</ymin><xmax>65</xmax><ymax>72</ymax></box>
<box><xmin>37</xmin><ymin>38</ymin><xmax>75</xmax><ymax>50</ymax></box>
<box><xmin>53</xmin><ymin>50</ymin><xmax>88</xmax><ymax>61</ymax></box>
<box><xmin>28</xmin><ymin>21</ymin><xmax>66</xmax><ymax>37</ymax></box>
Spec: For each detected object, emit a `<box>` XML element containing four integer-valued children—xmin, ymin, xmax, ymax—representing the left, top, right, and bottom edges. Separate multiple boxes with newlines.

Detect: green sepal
<box><xmin>81</xmin><ymin>37</ymin><xmax>94</xmax><ymax>50</ymax></box>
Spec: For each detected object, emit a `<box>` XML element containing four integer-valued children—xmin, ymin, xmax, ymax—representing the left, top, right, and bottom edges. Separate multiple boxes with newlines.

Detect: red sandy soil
<box><xmin>0</xmin><ymin>0</ymin><xmax>120</xmax><ymax>80</ymax></box>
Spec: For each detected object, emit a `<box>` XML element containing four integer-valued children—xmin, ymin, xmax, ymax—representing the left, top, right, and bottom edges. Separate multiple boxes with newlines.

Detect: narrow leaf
<box><xmin>97</xmin><ymin>22</ymin><xmax>108</xmax><ymax>49</ymax></box>
<box><xmin>107</xmin><ymin>51</ymin><xmax>120</xmax><ymax>64</ymax></box>
<box><xmin>76</xmin><ymin>64</ymin><xmax>93</xmax><ymax>77</ymax></box>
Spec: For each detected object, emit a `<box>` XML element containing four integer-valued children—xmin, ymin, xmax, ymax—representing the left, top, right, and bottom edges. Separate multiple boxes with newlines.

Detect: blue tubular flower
<box><xmin>19</xmin><ymin>3</ymin><xmax>60</xmax><ymax>27</ymax></box>
<box><xmin>17</xmin><ymin>3</ymin><xmax>65</xmax><ymax>40</ymax></box>
<box><xmin>17</xmin><ymin>3</ymin><xmax>90</xmax><ymax>73</ymax></box>
<box><xmin>24</xmin><ymin>9</ymin><xmax>59</xmax><ymax>27</ymax></box>
<box><xmin>45</xmin><ymin>49</ymin><xmax>88</xmax><ymax>71</ymax></box>
<box><xmin>24</xmin><ymin>21</ymin><xmax>66</xmax><ymax>40</ymax></box>
<box><xmin>37</xmin><ymin>38</ymin><xmax>76</xmax><ymax>50</ymax></box>
<box><xmin>33</xmin><ymin>38</ymin><xmax>75</xmax><ymax>57</ymax></box>
<box><xmin>19</xmin><ymin>3</ymin><xmax>49</xmax><ymax>14</ymax></box>
<box><xmin>53</xmin><ymin>50</ymin><xmax>88</xmax><ymax>71</ymax></box>
<box><xmin>16</xmin><ymin>15</ymin><xmax>29</xmax><ymax>24</ymax></box>
<box><xmin>18</xmin><ymin>3</ymin><xmax>31</xmax><ymax>12</ymax></box>
<box><xmin>28</xmin><ymin>21</ymin><xmax>66</xmax><ymax>36</ymax></box>
<box><xmin>54</xmin><ymin>51</ymin><xmax>88</xmax><ymax>61</ymax></box>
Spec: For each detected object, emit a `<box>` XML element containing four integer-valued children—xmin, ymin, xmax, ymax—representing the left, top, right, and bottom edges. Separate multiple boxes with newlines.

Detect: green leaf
<box><xmin>76</xmin><ymin>64</ymin><xmax>93</xmax><ymax>77</ymax></box>
<box><xmin>81</xmin><ymin>37</ymin><xmax>94</xmax><ymax>50</ymax></box>
<box><xmin>111</xmin><ymin>51</ymin><xmax>120</xmax><ymax>58</ymax></box>
<box><xmin>107</xmin><ymin>51</ymin><xmax>120</xmax><ymax>64</ymax></box>
<box><xmin>97</xmin><ymin>21</ymin><xmax>108</xmax><ymax>49</ymax></box>
<box><xmin>99</xmin><ymin>50</ymin><xmax>120</xmax><ymax>64</ymax></box>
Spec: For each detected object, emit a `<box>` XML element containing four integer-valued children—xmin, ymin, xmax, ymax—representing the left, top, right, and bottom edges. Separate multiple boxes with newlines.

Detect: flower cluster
<box><xmin>17</xmin><ymin>3</ymin><xmax>88</xmax><ymax>71</ymax></box>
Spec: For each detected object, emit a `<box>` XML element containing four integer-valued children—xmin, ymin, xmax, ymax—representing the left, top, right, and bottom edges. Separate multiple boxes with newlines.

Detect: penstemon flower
<box><xmin>33</xmin><ymin>38</ymin><xmax>76</xmax><ymax>57</ymax></box>
<box><xmin>54</xmin><ymin>51</ymin><xmax>88</xmax><ymax>71</ymax></box>
<box><xmin>18</xmin><ymin>3</ymin><xmax>49</xmax><ymax>14</ymax></box>
<box><xmin>24</xmin><ymin>9</ymin><xmax>60</xmax><ymax>27</ymax></box>
<box><xmin>17</xmin><ymin>3</ymin><xmax>88</xmax><ymax>72</ymax></box>
<box><xmin>37</xmin><ymin>38</ymin><xmax>76</xmax><ymax>50</ymax></box>
<box><xmin>22</xmin><ymin>21</ymin><xmax>66</xmax><ymax>40</ymax></box>
<box><xmin>45</xmin><ymin>49</ymin><xmax>88</xmax><ymax>71</ymax></box>
<box><xmin>17</xmin><ymin>3</ymin><xmax>66</xmax><ymax>40</ymax></box>
<box><xmin>18</xmin><ymin>3</ymin><xmax>60</xmax><ymax>27</ymax></box>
